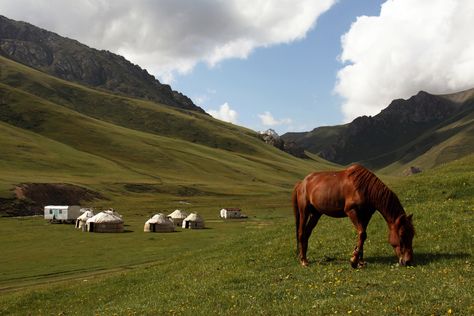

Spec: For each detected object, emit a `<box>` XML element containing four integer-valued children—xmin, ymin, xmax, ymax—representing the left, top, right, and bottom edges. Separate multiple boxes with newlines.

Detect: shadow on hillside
<box><xmin>365</xmin><ymin>251</ymin><xmax>470</xmax><ymax>266</ymax></box>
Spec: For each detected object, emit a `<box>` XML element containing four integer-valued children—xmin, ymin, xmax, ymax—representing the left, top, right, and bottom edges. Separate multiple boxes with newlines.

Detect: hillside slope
<box><xmin>0</xmin><ymin>15</ymin><xmax>203</xmax><ymax>113</ymax></box>
<box><xmin>282</xmin><ymin>89</ymin><xmax>474</xmax><ymax>172</ymax></box>
<box><xmin>0</xmin><ymin>56</ymin><xmax>332</xmax><ymax>215</ymax></box>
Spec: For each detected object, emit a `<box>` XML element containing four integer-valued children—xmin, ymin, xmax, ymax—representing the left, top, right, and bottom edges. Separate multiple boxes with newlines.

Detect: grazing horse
<box><xmin>293</xmin><ymin>164</ymin><xmax>415</xmax><ymax>268</ymax></box>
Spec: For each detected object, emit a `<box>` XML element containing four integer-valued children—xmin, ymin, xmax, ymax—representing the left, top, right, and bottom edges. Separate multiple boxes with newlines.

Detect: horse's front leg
<box><xmin>351</xmin><ymin>231</ymin><xmax>367</xmax><ymax>268</ymax></box>
<box><xmin>347</xmin><ymin>209</ymin><xmax>371</xmax><ymax>268</ymax></box>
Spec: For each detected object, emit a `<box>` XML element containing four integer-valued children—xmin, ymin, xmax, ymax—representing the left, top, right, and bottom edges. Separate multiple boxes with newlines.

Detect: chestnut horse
<box><xmin>293</xmin><ymin>164</ymin><xmax>415</xmax><ymax>268</ymax></box>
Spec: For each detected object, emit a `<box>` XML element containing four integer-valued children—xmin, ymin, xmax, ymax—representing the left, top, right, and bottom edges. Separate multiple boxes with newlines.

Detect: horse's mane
<box><xmin>347</xmin><ymin>164</ymin><xmax>405</xmax><ymax>221</ymax></box>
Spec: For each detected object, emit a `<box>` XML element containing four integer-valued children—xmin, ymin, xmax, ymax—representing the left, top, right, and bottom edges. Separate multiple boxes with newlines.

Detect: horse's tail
<box><xmin>292</xmin><ymin>181</ymin><xmax>302</xmax><ymax>255</ymax></box>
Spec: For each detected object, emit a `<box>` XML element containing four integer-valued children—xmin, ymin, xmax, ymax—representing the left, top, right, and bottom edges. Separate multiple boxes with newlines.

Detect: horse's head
<box><xmin>389</xmin><ymin>214</ymin><xmax>415</xmax><ymax>266</ymax></box>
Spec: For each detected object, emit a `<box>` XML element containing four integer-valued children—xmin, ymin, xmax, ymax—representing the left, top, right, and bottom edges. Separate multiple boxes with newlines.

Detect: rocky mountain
<box><xmin>258</xmin><ymin>129</ymin><xmax>307</xmax><ymax>158</ymax></box>
<box><xmin>0</xmin><ymin>15</ymin><xmax>204</xmax><ymax>113</ymax></box>
<box><xmin>282</xmin><ymin>88</ymin><xmax>474</xmax><ymax>171</ymax></box>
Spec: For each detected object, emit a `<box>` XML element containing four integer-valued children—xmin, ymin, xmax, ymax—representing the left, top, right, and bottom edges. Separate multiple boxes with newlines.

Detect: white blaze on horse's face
<box><xmin>392</xmin><ymin>243</ymin><xmax>413</xmax><ymax>267</ymax></box>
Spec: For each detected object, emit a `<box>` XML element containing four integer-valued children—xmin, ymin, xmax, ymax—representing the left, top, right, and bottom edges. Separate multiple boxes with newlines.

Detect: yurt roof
<box><xmin>168</xmin><ymin>209</ymin><xmax>188</xmax><ymax>219</ymax></box>
<box><xmin>77</xmin><ymin>210</ymin><xmax>94</xmax><ymax>220</ymax></box>
<box><xmin>104</xmin><ymin>209</ymin><xmax>122</xmax><ymax>218</ymax></box>
<box><xmin>147</xmin><ymin>213</ymin><xmax>173</xmax><ymax>225</ymax></box>
<box><xmin>87</xmin><ymin>212</ymin><xmax>123</xmax><ymax>224</ymax></box>
<box><xmin>184</xmin><ymin>212</ymin><xmax>204</xmax><ymax>222</ymax></box>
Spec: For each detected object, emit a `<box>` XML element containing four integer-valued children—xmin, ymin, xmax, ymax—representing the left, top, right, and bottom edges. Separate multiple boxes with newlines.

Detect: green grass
<box><xmin>0</xmin><ymin>156</ymin><xmax>472</xmax><ymax>315</ymax></box>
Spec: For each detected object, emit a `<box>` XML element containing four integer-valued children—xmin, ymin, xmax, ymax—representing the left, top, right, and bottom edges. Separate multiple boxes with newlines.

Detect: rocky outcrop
<box><xmin>259</xmin><ymin>129</ymin><xmax>307</xmax><ymax>158</ymax></box>
<box><xmin>259</xmin><ymin>129</ymin><xmax>284</xmax><ymax>150</ymax></box>
<box><xmin>0</xmin><ymin>15</ymin><xmax>205</xmax><ymax>113</ymax></box>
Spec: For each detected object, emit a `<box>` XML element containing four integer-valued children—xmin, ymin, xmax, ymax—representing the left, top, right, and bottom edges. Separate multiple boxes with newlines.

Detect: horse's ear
<box><xmin>407</xmin><ymin>214</ymin><xmax>413</xmax><ymax>222</ymax></box>
<box><xmin>395</xmin><ymin>214</ymin><xmax>406</xmax><ymax>225</ymax></box>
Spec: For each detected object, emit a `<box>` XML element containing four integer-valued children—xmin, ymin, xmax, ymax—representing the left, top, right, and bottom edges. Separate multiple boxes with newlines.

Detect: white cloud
<box><xmin>193</xmin><ymin>95</ymin><xmax>209</xmax><ymax>107</ymax></box>
<box><xmin>193</xmin><ymin>88</ymin><xmax>217</xmax><ymax>107</ymax></box>
<box><xmin>258</xmin><ymin>111</ymin><xmax>292</xmax><ymax>126</ymax></box>
<box><xmin>208</xmin><ymin>102</ymin><xmax>238</xmax><ymax>124</ymax></box>
<box><xmin>0</xmin><ymin>0</ymin><xmax>336</xmax><ymax>82</ymax></box>
<box><xmin>335</xmin><ymin>0</ymin><xmax>474</xmax><ymax>122</ymax></box>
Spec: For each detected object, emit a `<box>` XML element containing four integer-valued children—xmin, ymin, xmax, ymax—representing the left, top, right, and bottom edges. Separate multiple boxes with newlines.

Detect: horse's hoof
<box><xmin>350</xmin><ymin>258</ymin><xmax>358</xmax><ymax>269</ymax></box>
<box><xmin>300</xmin><ymin>259</ymin><xmax>309</xmax><ymax>267</ymax></box>
<box><xmin>358</xmin><ymin>261</ymin><xmax>367</xmax><ymax>268</ymax></box>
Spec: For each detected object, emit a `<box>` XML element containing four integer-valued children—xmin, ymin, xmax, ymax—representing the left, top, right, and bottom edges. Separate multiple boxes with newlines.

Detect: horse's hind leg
<box><xmin>299</xmin><ymin>211</ymin><xmax>321</xmax><ymax>267</ymax></box>
<box><xmin>297</xmin><ymin>207</ymin><xmax>310</xmax><ymax>266</ymax></box>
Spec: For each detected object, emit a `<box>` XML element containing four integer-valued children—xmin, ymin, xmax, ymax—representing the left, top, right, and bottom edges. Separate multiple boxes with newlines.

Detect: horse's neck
<box><xmin>376</xmin><ymin>202</ymin><xmax>405</xmax><ymax>226</ymax></box>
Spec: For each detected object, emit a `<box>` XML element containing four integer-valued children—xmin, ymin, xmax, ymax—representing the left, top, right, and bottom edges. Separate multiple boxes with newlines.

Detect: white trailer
<box><xmin>44</xmin><ymin>205</ymin><xmax>81</xmax><ymax>223</ymax></box>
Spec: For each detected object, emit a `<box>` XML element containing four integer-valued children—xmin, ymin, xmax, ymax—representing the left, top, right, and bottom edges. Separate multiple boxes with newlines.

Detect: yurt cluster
<box><xmin>44</xmin><ymin>205</ymin><xmax>214</xmax><ymax>233</ymax></box>
<box><xmin>44</xmin><ymin>205</ymin><xmax>246</xmax><ymax>233</ymax></box>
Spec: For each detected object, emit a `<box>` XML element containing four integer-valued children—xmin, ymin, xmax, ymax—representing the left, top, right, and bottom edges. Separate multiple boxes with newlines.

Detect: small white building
<box><xmin>220</xmin><ymin>208</ymin><xmax>244</xmax><ymax>219</ymax></box>
<box><xmin>144</xmin><ymin>213</ymin><xmax>175</xmax><ymax>233</ymax></box>
<box><xmin>168</xmin><ymin>209</ymin><xmax>188</xmax><ymax>226</ymax></box>
<box><xmin>182</xmin><ymin>212</ymin><xmax>205</xmax><ymax>229</ymax></box>
<box><xmin>75</xmin><ymin>210</ymin><xmax>95</xmax><ymax>229</ymax></box>
<box><xmin>44</xmin><ymin>205</ymin><xmax>81</xmax><ymax>223</ymax></box>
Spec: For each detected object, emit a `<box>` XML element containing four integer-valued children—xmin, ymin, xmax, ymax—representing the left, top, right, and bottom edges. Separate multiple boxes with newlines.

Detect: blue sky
<box><xmin>1</xmin><ymin>0</ymin><xmax>473</xmax><ymax>135</ymax></box>
<box><xmin>173</xmin><ymin>0</ymin><xmax>385</xmax><ymax>133</ymax></box>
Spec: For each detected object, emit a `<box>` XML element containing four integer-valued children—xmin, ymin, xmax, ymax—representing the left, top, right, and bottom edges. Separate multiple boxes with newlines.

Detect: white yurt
<box><xmin>144</xmin><ymin>213</ymin><xmax>175</xmax><ymax>232</ymax></box>
<box><xmin>168</xmin><ymin>209</ymin><xmax>188</xmax><ymax>226</ymax></box>
<box><xmin>182</xmin><ymin>212</ymin><xmax>205</xmax><ymax>229</ymax></box>
<box><xmin>75</xmin><ymin>210</ymin><xmax>95</xmax><ymax>229</ymax></box>
<box><xmin>86</xmin><ymin>211</ymin><xmax>124</xmax><ymax>233</ymax></box>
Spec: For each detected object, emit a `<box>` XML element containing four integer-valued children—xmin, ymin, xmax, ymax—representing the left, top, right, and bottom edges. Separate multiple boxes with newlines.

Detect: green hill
<box><xmin>0</xmin><ymin>55</ymin><xmax>332</xmax><ymax>215</ymax></box>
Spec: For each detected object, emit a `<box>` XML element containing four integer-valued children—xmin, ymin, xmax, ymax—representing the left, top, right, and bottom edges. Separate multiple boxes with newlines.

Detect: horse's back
<box><xmin>301</xmin><ymin>169</ymin><xmax>359</xmax><ymax>217</ymax></box>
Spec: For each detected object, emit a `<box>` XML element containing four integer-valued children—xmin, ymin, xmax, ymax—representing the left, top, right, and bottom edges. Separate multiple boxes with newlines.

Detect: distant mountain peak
<box><xmin>282</xmin><ymin>88</ymin><xmax>474</xmax><ymax>170</ymax></box>
<box><xmin>0</xmin><ymin>14</ymin><xmax>205</xmax><ymax>114</ymax></box>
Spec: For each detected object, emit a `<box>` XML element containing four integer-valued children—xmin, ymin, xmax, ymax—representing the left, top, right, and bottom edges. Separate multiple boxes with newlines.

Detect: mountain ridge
<box><xmin>282</xmin><ymin>88</ymin><xmax>474</xmax><ymax>172</ymax></box>
<box><xmin>0</xmin><ymin>15</ymin><xmax>205</xmax><ymax>113</ymax></box>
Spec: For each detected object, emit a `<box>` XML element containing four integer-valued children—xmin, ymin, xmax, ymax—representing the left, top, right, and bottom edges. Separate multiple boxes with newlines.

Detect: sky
<box><xmin>1</xmin><ymin>0</ymin><xmax>473</xmax><ymax>134</ymax></box>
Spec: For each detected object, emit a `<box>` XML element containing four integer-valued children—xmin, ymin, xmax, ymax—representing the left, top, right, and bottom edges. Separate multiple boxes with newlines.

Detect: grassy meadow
<box><xmin>0</xmin><ymin>156</ymin><xmax>472</xmax><ymax>315</ymax></box>
<box><xmin>0</xmin><ymin>53</ymin><xmax>472</xmax><ymax>315</ymax></box>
